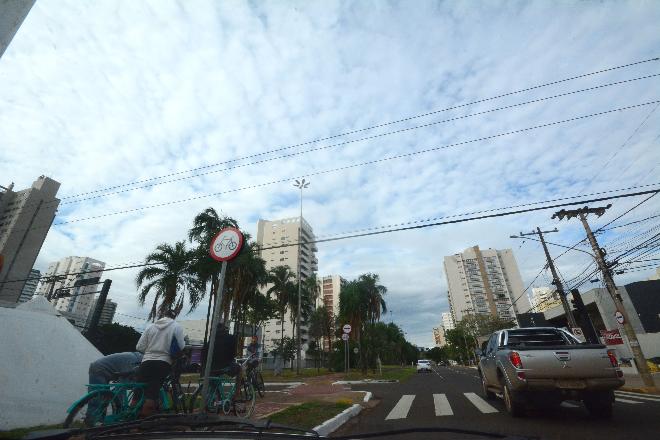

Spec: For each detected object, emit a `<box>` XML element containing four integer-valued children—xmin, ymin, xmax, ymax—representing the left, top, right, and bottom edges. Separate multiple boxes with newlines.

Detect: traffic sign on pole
<box><xmin>342</xmin><ymin>333</ymin><xmax>349</xmax><ymax>341</ymax></box>
<box><xmin>209</xmin><ymin>227</ymin><xmax>244</xmax><ymax>262</ymax></box>
<box><xmin>343</xmin><ymin>324</ymin><xmax>352</xmax><ymax>334</ymax></box>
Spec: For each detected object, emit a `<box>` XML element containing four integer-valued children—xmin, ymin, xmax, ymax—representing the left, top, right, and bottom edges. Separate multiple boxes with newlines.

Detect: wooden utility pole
<box><xmin>553</xmin><ymin>205</ymin><xmax>655</xmax><ymax>389</ymax></box>
<box><xmin>516</xmin><ymin>228</ymin><xmax>578</xmax><ymax>329</ymax></box>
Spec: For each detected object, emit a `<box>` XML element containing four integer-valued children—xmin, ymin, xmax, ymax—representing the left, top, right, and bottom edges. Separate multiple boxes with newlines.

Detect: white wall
<box><xmin>0</xmin><ymin>297</ymin><xmax>102</xmax><ymax>430</ymax></box>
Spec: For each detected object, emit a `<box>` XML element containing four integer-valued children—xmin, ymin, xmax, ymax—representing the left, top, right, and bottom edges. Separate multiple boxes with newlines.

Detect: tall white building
<box><xmin>317</xmin><ymin>275</ymin><xmax>344</xmax><ymax>317</ymax></box>
<box><xmin>441</xmin><ymin>311</ymin><xmax>455</xmax><ymax>331</ymax></box>
<box><xmin>530</xmin><ymin>287</ymin><xmax>561</xmax><ymax>312</ymax></box>
<box><xmin>256</xmin><ymin>217</ymin><xmax>318</xmax><ymax>353</ymax></box>
<box><xmin>36</xmin><ymin>256</ymin><xmax>105</xmax><ymax>331</ymax></box>
<box><xmin>18</xmin><ymin>269</ymin><xmax>40</xmax><ymax>303</ymax></box>
<box><xmin>0</xmin><ymin>176</ymin><xmax>60</xmax><ymax>303</ymax></box>
<box><xmin>444</xmin><ymin>246</ymin><xmax>530</xmax><ymax>324</ymax></box>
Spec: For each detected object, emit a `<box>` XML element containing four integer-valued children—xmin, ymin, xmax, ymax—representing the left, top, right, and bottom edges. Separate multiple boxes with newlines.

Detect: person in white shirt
<box><xmin>135</xmin><ymin>309</ymin><xmax>185</xmax><ymax>416</ymax></box>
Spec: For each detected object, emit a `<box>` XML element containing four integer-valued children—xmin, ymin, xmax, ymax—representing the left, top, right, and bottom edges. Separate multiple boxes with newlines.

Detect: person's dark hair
<box><xmin>159</xmin><ymin>309</ymin><xmax>177</xmax><ymax>319</ymax></box>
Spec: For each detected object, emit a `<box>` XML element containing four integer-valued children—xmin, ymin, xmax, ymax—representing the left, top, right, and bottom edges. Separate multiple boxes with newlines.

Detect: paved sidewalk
<box><xmin>621</xmin><ymin>372</ymin><xmax>660</xmax><ymax>393</ymax></box>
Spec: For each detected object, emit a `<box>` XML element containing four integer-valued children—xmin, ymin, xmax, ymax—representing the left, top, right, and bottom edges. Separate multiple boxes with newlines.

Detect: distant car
<box><xmin>417</xmin><ymin>359</ymin><xmax>433</xmax><ymax>373</ymax></box>
<box><xmin>437</xmin><ymin>361</ymin><xmax>447</xmax><ymax>367</ymax></box>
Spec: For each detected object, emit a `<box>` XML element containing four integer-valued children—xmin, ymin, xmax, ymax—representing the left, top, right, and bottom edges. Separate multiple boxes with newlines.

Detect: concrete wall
<box><xmin>0</xmin><ymin>297</ymin><xmax>102</xmax><ymax>430</ymax></box>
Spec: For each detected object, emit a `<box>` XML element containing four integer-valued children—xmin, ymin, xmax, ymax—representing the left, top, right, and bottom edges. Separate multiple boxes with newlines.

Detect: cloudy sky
<box><xmin>1</xmin><ymin>1</ymin><xmax>659</xmax><ymax>346</ymax></box>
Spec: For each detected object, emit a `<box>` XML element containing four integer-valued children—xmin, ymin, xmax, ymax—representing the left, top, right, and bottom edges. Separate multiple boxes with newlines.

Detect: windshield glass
<box><xmin>2</xmin><ymin>2</ymin><xmax>659</xmax><ymax>440</ymax></box>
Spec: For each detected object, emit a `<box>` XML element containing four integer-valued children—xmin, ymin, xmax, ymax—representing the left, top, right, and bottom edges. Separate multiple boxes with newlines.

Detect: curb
<box><xmin>620</xmin><ymin>387</ymin><xmax>660</xmax><ymax>395</ymax></box>
<box><xmin>313</xmin><ymin>404</ymin><xmax>362</xmax><ymax>437</ymax></box>
<box><xmin>363</xmin><ymin>391</ymin><xmax>373</xmax><ymax>403</ymax></box>
<box><xmin>332</xmin><ymin>380</ymin><xmax>397</xmax><ymax>385</ymax></box>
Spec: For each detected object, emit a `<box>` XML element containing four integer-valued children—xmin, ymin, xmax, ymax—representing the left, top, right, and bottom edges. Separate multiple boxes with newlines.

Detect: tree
<box><xmin>91</xmin><ymin>323</ymin><xmax>141</xmax><ymax>355</ymax></box>
<box><xmin>188</xmin><ymin>209</ymin><xmax>239</xmax><ymax>344</ymax></box>
<box><xmin>271</xmin><ymin>336</ymin><xmax>296</xmax><ymax>368</ymax></box>
<box><xmin>136</xmin><ymin>241</ymin><xmax>203</xmax><ymax>320</ymax></box>
<box><xmin>267</xmin><ymin>266</ymin><xmax>296</xmax><ymax>348</ymax></box>
<box><xmin>427</xmin><ymin>346</ymin><xmax>450</xmax><ymax>364</ymax></box>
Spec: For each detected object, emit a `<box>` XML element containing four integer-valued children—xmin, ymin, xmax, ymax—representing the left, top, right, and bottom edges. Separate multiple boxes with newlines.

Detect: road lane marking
<box><xmin>385</xmin><ymin>395</ymin><xmax>415</xmax><ymax>420</ymax></box>
<box><xmin>560</xmin><ymin>402</ymin><xmax>580</xmax><ymax>408</ymax></box>
<box><xmin>616</xmin><ymin>398</ymin><xmax>643</xmax><ymax>404</ymax></box>
<box><xmin>614</xmin><ymin>392</ymin><xmax>660</xmax><ymax>402</ymax></box>
<box><xmin>615</xmin><ymin>391</ymin><xmax>660</xmax><ymax>401</ymax></box>
<box><xmin>433</xmin><ymin>394</ymin><xmax>453</xmax><ymax>416</ymax></box>
<box><xmin>464</xmin><ymin>392</ymin><xmax>498</xmax><ymax>413</ymax></box>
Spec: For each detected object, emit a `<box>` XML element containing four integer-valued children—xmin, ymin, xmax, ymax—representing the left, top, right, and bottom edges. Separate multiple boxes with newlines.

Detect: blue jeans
<box><xmin>87</xmin><ymin>352</ymin><xmax>142</xmax><ymax>422</ymax></box>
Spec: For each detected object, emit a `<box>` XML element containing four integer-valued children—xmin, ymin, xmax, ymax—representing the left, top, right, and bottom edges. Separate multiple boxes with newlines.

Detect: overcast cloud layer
<box><xmin>1</xmin><ymin>1</ymin><xmax>659</xmax><ymax>346</ymax></box>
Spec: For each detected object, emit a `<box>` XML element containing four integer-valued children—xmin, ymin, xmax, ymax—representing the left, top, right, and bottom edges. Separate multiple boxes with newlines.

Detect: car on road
<box><xmin>417</xmin><ymin>359</ymin><xmax>433</xmax><ymax>373</ymax></box>
<box><xmin>477</xmin><ymin>327</ymin><xmax>624</xmax><ymax>418</ymax></box>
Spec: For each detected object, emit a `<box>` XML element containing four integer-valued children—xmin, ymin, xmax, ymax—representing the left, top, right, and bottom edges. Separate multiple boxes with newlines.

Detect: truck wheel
<box><xmin>480</xmin><ymin>372</ymin><xmax>496</xmax><ymax>400</ymax></box>
<box><xmin>503</xmin><ymin>383</ymin><xmax>525</xmax><ymax>417</ymax></box>
<box><xmin>584</xmin><ymin>391</ymin><xmax>613</xmax><ymax>419</ymax></box>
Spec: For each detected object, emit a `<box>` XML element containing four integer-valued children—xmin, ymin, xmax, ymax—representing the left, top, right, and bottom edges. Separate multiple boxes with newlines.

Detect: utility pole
<box><xmin>293</xmin><ymin>178</ymin><xmax>309</xmax><ymax>375</ymax></box>
<box><xmin>553</xmin><ymin>205</ymin><xmax>655</xmax><ymax>388</ymax></box>
<box><xmin>85</xmin><ymin>279</ymin><xmax>112</xmax><ymax>338</ymax></box>
<box><xmin>514</xmin><ymin>228</ymin><xmax>578</xmax><ymax>329</ymax></box>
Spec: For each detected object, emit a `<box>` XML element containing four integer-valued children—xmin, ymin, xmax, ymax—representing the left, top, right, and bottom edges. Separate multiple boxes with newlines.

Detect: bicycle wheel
<box><xmin>233</xmin><ymin>381</ymin><xmax>255</xmax><ymax>418</ymax></box>
<box><xmin>252</xmin><ymin>371</ymin><xmax>265</xmax><ymax>398</ymax></box>
<box><xmin>64</xmin><ymin>390</ymin><xmax>114</xmax><ymax>428</ymax></box>
<box><xmin>187</xmin><ymin>383</ymin><xmax>221</xmax><ymax>413</ymax></box>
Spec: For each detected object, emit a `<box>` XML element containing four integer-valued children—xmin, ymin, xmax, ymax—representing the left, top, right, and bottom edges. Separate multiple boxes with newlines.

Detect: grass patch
<box><xmin>261</xmin><ymin>368</ymin><xmax>331</xmax><ymax>382</ymax></box>
<box><xmin>344</xmin><ymin>365</ymin><xmax>416</xmax><ymax>383</ymax></box>
<box><xmin>0</xmin><ymin>424</ymin><xmax>63</xmax><ymax>440</ymax></box>
<box><xmin>267</xmin><ymin>401</ymin><xmax>352</xmax><ymax>429</ymax></box>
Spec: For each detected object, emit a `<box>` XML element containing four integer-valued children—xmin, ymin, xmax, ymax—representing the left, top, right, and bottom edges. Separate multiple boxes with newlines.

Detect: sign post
<box><xmin>201</xmin><ymin>227</ymin><xmax>243</xmax><ymax>405</ymax></box>
<box><xmin>342</xmin><ymin>324</ymin><xmax>352</xmax><ymax>374</ymax></box>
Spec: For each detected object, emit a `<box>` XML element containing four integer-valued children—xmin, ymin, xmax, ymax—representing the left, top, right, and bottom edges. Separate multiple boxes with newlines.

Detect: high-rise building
<box><xmin>444</xmin><ymin>245</ymin><xmax>530</xmax><ymax>324</ymax></box>
<box><xmin>18</xmin><ymin>269</ymin><xmax>40</xmax><ymax>303</ymax></box>
<box><xmin>441</xmin><ymin>311</ymin><xmax>455</xmax><ymax>331</ymax></box>
<box><xmin>86</xmin><ymin>298</ymin><xmax>117</xmax><ymax>328</ymax></box>
<box><xmin>432</xmin><ymin>326</ymin><xmax>447</xmax><ymax>347</ymax></box>
<box><xmin>317</xmin><ymin>275</ymin><xmax>344</xmax><ymax>317</ymax></box>
<box><xmin>256</xmin><ymin>217</ymin><xmax>318</xmax><ymax>353</ymax></box>
<box><xmin>35</xmin><ymin>256</ymin><xmax>105</xmax><ymax>331</ymax></box>
<box><xmin>0</xmin><ymin>176</ymin><xmax>61</xmax><ymax>304</ymax></box>
<box><xmin>530</xmin><ymin>287</ymin><xmax>561</xmax><ymax>313</ymax></box>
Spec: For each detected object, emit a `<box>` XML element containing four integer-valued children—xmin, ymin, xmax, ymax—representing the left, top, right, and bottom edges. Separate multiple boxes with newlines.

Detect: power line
<box><xmin>52</xmin><ymin>74</ymin><xmax>659</xmax><ymax>207</ymax></box>
<box><xmin>10</xmin><ymin>100</ymin><xmax>660</xmax><ymax>236</ymax></box>
<box><xmin>56</xmin><ymin>57</ymin><xmax>660</xmax><ymax>202</ymax></box>
<box><xmin>3</xmin><ymin>187</ymin><xmax>659</xmax><ymax>288</ymax></box>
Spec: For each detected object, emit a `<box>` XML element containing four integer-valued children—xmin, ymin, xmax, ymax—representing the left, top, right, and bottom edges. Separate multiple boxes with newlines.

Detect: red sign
<box><xmin>600</xmin><ymin>329</ymin><xmax>624</xmax><ymax>345</ymax></box>
<box><xmin>209</xmin><ymin>227</ymin><xmax>244</xmax><ymax>262</ymax></box>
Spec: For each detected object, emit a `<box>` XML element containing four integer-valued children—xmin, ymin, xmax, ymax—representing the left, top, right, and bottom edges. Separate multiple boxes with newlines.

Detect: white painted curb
<box><xmin>313</xmin><ymin>404</ymin><xmax>362</xmax><ymax>437</ymax></box>
<box><xmin>363</xmin><ymin>391</ymin><xmax>372</xmax><ymax>403</ymax></box>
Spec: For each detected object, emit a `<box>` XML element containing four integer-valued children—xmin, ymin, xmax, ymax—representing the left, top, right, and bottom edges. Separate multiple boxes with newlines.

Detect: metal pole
<box><xmin>578</xmin><ymin>213</ymin><xmax>655</xmax><ymax>388</ymax></box>
<box><xmin>202</xmin><ymin>260</ymin><xmax>228</xmax><ymax>404</ymax></box>
<box><xmin>296</xmin><ymin>187</ymin><xmax>302</xmax><ymax>374</ymax></box>
<box><xmin>536</xmin><ymin>227</ymin><xmax>579</xmax><ymax>329</ymax></box>
<box><xmin>347</xmin><ymin>339</ymin><xmax>350</xmax><ymax>374</ymax></box>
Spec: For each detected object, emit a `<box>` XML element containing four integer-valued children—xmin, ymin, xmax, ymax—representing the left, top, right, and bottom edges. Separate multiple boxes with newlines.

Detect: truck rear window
<box><xmin>505</xmin><ymin>329</ymin><xmax>576</xmax><ymax>347</ymax></box>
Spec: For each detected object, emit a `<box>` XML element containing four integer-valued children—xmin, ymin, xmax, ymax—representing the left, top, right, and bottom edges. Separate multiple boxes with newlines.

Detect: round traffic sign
<box><xmin>343</xmin><ymin>324</ymin><xmax>352</xmax><ymax>334</ymax></box>
<box><xmin>615</xmin><ymin>311</ymin><xmax>625</xmax><ymax>325</ymax></box>
<box><xmin>353</xmin><ymin>347</ymin><xmax>359</xmax><ymax>354</ymax></box>
<box><xmin>341</xmin><ymin>333</ymin><xmax>349</xmax><ymax>341</ymax></box>
<box><xmin>210</xmin><ymin>227</ymin><xmax>244</xmax><ymax>262</ymax></box>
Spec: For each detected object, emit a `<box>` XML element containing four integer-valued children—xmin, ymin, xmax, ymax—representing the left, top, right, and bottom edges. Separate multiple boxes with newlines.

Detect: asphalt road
<box><xmin>334</xmin><ymin>365</ymin><xmax>660</xmax><ymax>440</ymax></box>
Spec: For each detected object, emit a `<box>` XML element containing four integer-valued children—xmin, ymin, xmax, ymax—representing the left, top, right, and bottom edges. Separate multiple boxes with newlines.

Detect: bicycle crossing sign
<box><xmin>210</xmin><ymin>227</ymin><xmax>244</xmax><ymax>262</ymax></box>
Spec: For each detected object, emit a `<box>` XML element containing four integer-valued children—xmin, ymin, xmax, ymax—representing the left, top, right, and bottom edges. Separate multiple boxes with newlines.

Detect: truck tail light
<box><xmin>607</xmin><ymin>350</ymin><xmax>618</xmax><ymax>367</ymax></box>
<box><xmin>509</xmin><ymin>351</ymin><xmax>523</xmax><ymax>369</ymax></box>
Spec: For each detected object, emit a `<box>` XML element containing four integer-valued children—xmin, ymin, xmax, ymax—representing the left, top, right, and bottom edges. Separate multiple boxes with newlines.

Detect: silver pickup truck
<box><xmin>477</xmin><ymin>327</ymin><xmax>624</xmax><ymax>418</ymax></box>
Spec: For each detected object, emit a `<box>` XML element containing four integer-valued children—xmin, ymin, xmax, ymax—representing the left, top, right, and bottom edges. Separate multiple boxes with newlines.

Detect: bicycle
<box><xmin>64</xmin><ymin>357</ymin><xmax>188</xmax><ymax>428</ymax></box>
<box><xmin>188</xmin><ymin>356</ymin><xmax>256</xmax><ymax>418</ymax></box>
<box><xmin>245</xmin><ymin>354</ymin><xmax>265</xmax><ymax>398</ymax></box>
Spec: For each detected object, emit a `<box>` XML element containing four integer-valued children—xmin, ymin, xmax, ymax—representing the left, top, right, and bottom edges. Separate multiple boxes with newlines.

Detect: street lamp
<box><xmin>293</xmin><ymin>178</ymin><xmax>310</xmax><ymax>375</ymax></box>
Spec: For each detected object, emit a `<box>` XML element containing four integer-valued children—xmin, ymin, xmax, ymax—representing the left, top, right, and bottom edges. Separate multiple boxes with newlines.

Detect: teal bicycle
<box><xmin>64</xmin><ymin>358</ymin><xmax>188</xmax><ymax>428</ymax></box>
<box><xmin>188</xmin><ymin>356</ymin><xmax>256</xmax><ymax>418</ymax></box>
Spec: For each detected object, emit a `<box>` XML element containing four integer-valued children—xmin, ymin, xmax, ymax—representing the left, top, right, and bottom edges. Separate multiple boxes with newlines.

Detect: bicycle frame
<box><xmin>67</xmin><ymin>382</ymin><xmax>147</xmax><ymax>424</ymax></box>
<box><xmin>199</xmin><ymin>355</ymin><xmax>253</xmax><ymax>411</ymax></box>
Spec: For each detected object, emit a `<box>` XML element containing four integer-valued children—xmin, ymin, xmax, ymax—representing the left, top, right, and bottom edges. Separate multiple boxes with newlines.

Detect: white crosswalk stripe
<box><xmin>385</xmin><ymin>395</ymin><xmax>415</xmax><ymax>420</ymax></box>
<box><xmin>433</xmin><ymin>394</ymin><xmax>453</xmax><ymax>416</ymax></box>
<box><xmin>616</xmin><ymin>397</ymin><xmax>643</xmax><ymax>404</ymax></box>
<box><xmin>464</xmin><ymin>392</ymin><xmax>499</xmax><ymax>413</ymax></box>
<box><xmin>615</xmin><ymin>391</ymin><xmax>660</xmax><ymax>402</ymax></box>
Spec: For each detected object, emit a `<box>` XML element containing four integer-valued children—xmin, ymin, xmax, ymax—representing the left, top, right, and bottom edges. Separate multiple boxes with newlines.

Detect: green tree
<box><xmin>136</xmin><ymin>241</ymin><xmax>203</xmax><ymax>320</ymax></box>
<box><xmin>267</xmin><ymin>266</ymin><xmax>296</xmax><ymax>348</ymax></box>
<box><xmin>272</xmin><ymin>336</ymin><xmax>296</xmax><ymax>368</ymax></box>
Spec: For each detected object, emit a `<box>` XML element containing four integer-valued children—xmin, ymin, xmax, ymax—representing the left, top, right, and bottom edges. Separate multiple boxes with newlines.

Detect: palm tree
<box><xmin>358</xmin><ymin>273</ymin><xmax>387</xmax><ymax>324</ymax></box>
<box><xmin>188</xmin><ymin>208</ymin><xmax>238</xmax><ymax>344</ymax></box>
<box><xmin>136</xmin><ymin>241</ymin><xmax>203</xmax><ymax>321</ymax></box>
<box><xmin>267</xmin><ymin>266</ymin><xmax>296</xmax><ymax>348</ymax></box>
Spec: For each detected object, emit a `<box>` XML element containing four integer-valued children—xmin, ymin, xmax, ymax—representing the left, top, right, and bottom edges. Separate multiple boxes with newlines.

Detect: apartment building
<box><xmin>18</xmin><ymin>269</ymin><xmax>41</xmax><ymax>303</ymax></box>
<box><xmin>0</xmin><ymin>176</ymin><xmax>60</xmax><ymax>303</ymax></box>
<box><xmin>256</xmin><ymin>217</ymin><xmax>318</xmax><ymax>353</ymax></box>
<box><xmin>530</xmin><ymin>287</ymin><xmax>561</xmax><ymax>313</ymax></box>
<box><xmin>444</xmin><ymin>246</ymin><xmax>530</xmax><ymax>324</ymax></box>
<box><xmin>35</xmin><ymin>256</ymin><xmax>105</xmax><ymax>331</ymax></box>
<box><xmin>85</xmin><ymin>298</ymin><xmax>117</xmax><ymax>328</ymax></box>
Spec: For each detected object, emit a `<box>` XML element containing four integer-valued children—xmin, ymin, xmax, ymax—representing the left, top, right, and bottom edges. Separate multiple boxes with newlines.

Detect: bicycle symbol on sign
<box><xmin>214</xmin><ymin>236</ymin><xmax>238</xmax><ymax>253</ymax></box>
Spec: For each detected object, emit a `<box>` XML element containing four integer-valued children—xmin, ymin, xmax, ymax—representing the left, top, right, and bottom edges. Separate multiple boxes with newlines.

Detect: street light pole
<box><xmin>293</xmin><ymin>178</ymin><xmax>310</xmax><ymax>375</ymax></box>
